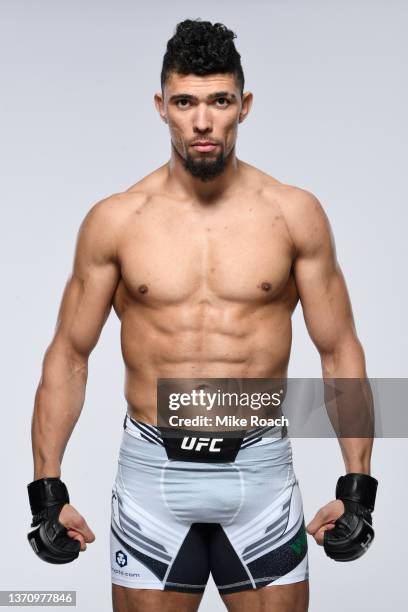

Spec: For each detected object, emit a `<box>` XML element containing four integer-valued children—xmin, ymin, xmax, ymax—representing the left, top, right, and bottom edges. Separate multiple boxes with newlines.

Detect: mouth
<box><xmin>191</xmin><ymin>142</ymin><xmax>218</xmax><ymax>152</ymax></box>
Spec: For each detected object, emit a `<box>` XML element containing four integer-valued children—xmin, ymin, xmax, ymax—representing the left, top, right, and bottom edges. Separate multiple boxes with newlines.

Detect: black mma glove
<box><xmin>324</xmin><ymin>472</ymin><xmax>378</xmax><ymax>562</ymax></box>
<box><xmin>27</xmin><ymin>477</ymin><xmax>80</xmax><ymax>564</ymax></box>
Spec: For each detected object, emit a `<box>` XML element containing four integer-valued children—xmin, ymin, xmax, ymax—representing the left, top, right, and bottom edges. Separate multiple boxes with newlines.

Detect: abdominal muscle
<box><xmin>119</xmin><ymin>299</ymin><xmax>293</xmax><ymax>423</ymax></box>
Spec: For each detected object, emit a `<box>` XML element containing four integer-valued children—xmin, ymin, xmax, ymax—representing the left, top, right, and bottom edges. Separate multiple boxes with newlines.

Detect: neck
<box><xmin>165</xmin><ymin>143</ymin><xmax>241</xmax><ymax>203</ymax></box>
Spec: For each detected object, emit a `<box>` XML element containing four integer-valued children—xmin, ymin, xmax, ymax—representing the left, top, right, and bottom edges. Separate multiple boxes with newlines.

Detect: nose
<box><xmin>192</xmin><ymin>103</ymin><xmax>213</xmax><ymax>134</ymax></box>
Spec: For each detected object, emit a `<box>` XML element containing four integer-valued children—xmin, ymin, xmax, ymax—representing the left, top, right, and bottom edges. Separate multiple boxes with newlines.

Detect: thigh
<box><xmin>221</xmin><ymin>580</ymin><xmax>309</xmax><ymax>612</ymax></box>
<box><xmin>208</xmin><ymin>440</ymin><xmax>309</xmax><ymax>601</ymax></box>
<box><xmin>112</xmin><ymin>584</ymin><xmax>203</xmax><ymax>612</ymax></box>
<box><xmin>111</xmin><ymin>432</ymin><xmax>212</xmax><ymax>593</ymax></box>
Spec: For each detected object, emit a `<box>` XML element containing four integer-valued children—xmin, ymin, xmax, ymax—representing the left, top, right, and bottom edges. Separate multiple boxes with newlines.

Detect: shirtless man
<box><xmin>27</xmin><ymin>19</ymin><xmax>378</xmax><ymax>612</ymax></box>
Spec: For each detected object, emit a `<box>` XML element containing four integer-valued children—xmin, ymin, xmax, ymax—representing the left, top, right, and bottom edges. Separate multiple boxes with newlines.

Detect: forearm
<box><xmin>337</xmin><ymin>437</ymin><xmax>373</xmax><ymax>474</ymax></box>
<box><xmin>321</xmin><ymin>336</ymin><xmax>374</xmax><ymax>475</ymax></box>
<box><xmin>32</xmin><ymin>341</ymin><xmax>88</xmax><ymax>479</ymax></box>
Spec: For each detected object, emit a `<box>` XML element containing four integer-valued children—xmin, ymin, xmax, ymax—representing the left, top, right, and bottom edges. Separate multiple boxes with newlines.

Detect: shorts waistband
<box><xmin>123</xmin><ymin>413</ymin><xmax>287</xmax><ymax>450</ymax></box>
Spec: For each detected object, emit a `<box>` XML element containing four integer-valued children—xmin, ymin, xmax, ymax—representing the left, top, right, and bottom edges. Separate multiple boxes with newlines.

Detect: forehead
<box><xmin>163</xmin><ymin>72</ymin><xmax>239</xmax><ymax>100</ymax></box>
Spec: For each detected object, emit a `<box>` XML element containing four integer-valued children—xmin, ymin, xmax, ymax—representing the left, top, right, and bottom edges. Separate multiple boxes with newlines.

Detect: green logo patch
<box><xmin>290</xmin><ymin>530</ymin><xmax>307</xmax><ymax>555</ymax></box>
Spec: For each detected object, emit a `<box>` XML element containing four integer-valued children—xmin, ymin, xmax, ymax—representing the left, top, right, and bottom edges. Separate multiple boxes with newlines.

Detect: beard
<box><xmin>183</xmin><ymin>149</ymin><xmax>227</xmax><ymax>182</ymax></box>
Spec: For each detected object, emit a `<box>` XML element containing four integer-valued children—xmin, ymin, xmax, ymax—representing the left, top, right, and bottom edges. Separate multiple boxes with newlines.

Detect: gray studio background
<box><xmin>1</xmin><ymin>0</ymin><xmax>407</xmax><ymax>610</ymax></box>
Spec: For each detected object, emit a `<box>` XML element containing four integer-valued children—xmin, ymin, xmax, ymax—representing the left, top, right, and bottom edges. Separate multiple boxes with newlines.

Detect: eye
<box><xmin>176</xmin><ymin>99</ymin><xmax>191</xmax><ymax>109</ymax></box>
<box><xmin>215</xmin><ymin>97</ymin><xmax>230</xmax><ymax>107</ymax></box>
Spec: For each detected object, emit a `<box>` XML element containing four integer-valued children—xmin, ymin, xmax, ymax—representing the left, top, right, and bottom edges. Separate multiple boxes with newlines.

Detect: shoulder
<box><xmin>261</xmin><ymin>179</ymin><xmax>333</xmax><ymax>254</ymax></box>
<box><xmin>259</xmin><ymin>176</ymin><xmax>322</xmax><ymax>217</ymax></box>
<box><xmin>84</xmin><ymin>189</ymin><xmax>148</xmax><ymax>222</ymax></box>
<box><xmin>80</xmin><ymin>185</ymin><xmax>152</xmax><ymax>234</ymax></box>
<box><xmin>78</xmin><ymin>165</ymin><xmax>169</xmax><ymax>246</ymax></box>
<box><xmin>76</xmin><ymin>190</ymin><xmax>149</xmax><ymax>264</ymax></box>
<box><xmin>241</xmin><ymin>161</ymin><xmax>326</xmax><ymax>220</ymax></box>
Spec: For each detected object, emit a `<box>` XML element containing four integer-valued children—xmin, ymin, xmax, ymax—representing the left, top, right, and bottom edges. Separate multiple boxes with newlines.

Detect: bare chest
<box><xmin>116</xmin><ymin>205</ymin><xmax>295</xmax><ymax>306</ymax></box>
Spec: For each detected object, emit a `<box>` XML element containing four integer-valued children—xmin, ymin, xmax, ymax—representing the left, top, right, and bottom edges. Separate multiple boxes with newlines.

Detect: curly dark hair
<box><xmin>161</xmin><ymin>19</ymin><xmax>244</xmax><ymax>95</ymax></box>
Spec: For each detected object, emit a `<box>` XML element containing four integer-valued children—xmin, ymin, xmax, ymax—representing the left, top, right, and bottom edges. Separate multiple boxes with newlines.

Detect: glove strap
<box><xmin>27</xmin><ymin>478</ymin><xmax>69</xmax><ymax>516</ymax></box>
<box><xmin>335</xmin><ymin>473</ymin><xmax>378</xmax><ymax>513</ymax></box>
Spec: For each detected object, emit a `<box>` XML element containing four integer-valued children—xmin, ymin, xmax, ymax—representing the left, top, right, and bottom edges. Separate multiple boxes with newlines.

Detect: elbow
<box><xmin>320</xmin><ymin>335</ymin><xmax>367</xmax><ymax>377</ymax></box>
<box><xmin>39</xmin><ymin>339</ymin><xmax>89</xmax><ymax>389</ymax></box>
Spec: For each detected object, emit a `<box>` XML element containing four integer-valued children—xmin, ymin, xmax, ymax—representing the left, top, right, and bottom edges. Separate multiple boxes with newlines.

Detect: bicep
<box><xmin>294</xmin><ymin>253</ymin><xmax>356</xmax><ymax>354</ymax></box>
<box><xmin>290</xmin><ymin>193</ymin><xmax>357</xmax><ymax>354</ymax></box>
<box><xmin>51</xmin><ymin>201</ymin><xmax>121</xmax><ymax>357</ymax></box>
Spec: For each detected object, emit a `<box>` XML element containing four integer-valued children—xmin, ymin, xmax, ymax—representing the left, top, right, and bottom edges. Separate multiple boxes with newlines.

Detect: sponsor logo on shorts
<box><xmin>290</xmin><ymin>531</ymin><xmax>307</xmax><ymax>556</ymax></box>
<box><xmin>112</xmin><ymin>568</ymin><xmax>141</xmax><ymax>578</ymax></box>
<box><xmin>116</xmin><ymin>550</ymin><xmax>128</xmax><ymax>567</ymax></box>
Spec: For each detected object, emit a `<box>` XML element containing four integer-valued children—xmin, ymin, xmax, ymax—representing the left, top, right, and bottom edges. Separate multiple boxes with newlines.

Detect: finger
<box><xmin>307</xmin><ymin>501</ymin><xmax>345</xmax><ymax>535</ymax></box>
<box><xmin>71</xmin><ymin>523</ymin><xmax>95</xmax><ymax>544</ymax></box>
<box><xmin>64</xmin><ymin>513</ymin><xmax>96</xmax><ymax>543</ymax></box>
<box><xmin>307</xmin><ymin>508</ymin><xmax>330</xmax><ymax>535</ymax></box>
<box><xmin>314</xmin><ymin>523</ymin><xmax>336</xmax><ymax>546</ymax></box>
<box><xmin>67</xmin><ymin>530</ymin><xmax>87</xmax><ymax>551</ymax></box>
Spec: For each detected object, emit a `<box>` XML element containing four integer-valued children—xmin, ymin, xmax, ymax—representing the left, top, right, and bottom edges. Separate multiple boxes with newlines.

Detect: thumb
<box><xmin>307</xmin><ymin>500</ymin><xmax>344</xmax><ymax>535</ymax></box>
<box><xmin>59</xmin><ymin>504</ymin><xmax>96</xmax><ymax>544</ymax></box>
<box><xmin>307</xmin><ymin>511</ymin><xmax>325</xmax><ymax>535</ymax></box>
<box><xmin>312</xmin><ymin>523</ymin><xmax>337</xmax><ymax>546</ymax></box>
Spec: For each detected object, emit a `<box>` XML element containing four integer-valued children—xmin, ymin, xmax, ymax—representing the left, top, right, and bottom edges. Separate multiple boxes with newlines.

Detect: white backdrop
<box><xmin>1</xmin><ymin>1</ymin><xmax>407</xmax><ymax>610</ymax></box>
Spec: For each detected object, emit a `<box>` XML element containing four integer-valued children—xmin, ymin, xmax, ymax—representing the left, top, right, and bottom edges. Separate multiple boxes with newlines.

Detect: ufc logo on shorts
<box><xmin>181</xmin><ymin>437</ymin><xmax>224</xmax><ymax>452</ymax></box>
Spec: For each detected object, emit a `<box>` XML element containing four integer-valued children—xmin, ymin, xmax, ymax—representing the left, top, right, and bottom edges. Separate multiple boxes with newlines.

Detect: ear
<box><xmin>238</xmin><ymin>91</ymin><xmax>253</xmax><ymax>124</ymax></box>
<box><xmin>154</xmin><ymin>92</ymin><xmax>167</xmax><ymax>123</ymax></box>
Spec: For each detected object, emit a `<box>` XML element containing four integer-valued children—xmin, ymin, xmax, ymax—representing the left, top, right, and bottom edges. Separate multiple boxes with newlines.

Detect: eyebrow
<box><xmin>169</xmin><ymin>91</ymin><xmax>238</xmax><ymax>103</ymax></box>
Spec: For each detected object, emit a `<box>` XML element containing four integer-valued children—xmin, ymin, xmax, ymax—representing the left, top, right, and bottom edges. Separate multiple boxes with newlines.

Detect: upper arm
<box><xmin>286</xmin><ymin>189</ymin><xmax>358</xmax><ymax>356</ymax></box>
<box><xmin>50</xmin><ymin>197</ymin><xmax>122</xmax><ymax>358</ymax></box>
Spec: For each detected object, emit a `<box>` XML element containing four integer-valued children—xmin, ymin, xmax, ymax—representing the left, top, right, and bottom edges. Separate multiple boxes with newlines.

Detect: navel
<box><xmin>138</xmin><ymin>284</ymin><xmax>148</xmax><ymax>294</ymax></box>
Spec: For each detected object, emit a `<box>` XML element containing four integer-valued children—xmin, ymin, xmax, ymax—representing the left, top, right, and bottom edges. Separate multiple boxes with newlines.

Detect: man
<box><xmin>27</xmin><ymin>19</ymin><xmax>377</xmax><ymax>612</ymax></box>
